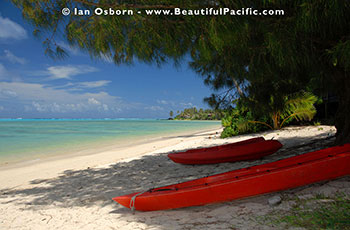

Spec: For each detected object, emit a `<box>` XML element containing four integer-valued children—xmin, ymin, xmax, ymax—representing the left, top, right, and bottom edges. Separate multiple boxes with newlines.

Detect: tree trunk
<box><xmin>232</xmin><ymin>78</ymin><xmax>244</xmax><ymax>97</ymax></box>
<box><xmin>272</xmin><ymin>112</ymin><xmax>280</xmax><ymax>130</ymax></box>
<box><xmin>334</xmin><ymin>72</ymin><xmax>350</xmax><ymax>145</ymax></box>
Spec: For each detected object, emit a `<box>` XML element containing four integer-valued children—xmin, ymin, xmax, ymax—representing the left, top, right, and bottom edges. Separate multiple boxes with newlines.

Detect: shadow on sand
<box><xmin>0</xmin><ymin>132</ymin><xmax>338</xmax><ymax>214</ymax></box>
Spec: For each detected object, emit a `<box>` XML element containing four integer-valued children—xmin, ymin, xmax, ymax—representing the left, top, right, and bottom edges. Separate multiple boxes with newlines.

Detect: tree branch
<box><xmin>248</xmin><ymin>120</ymin><xmax>273</xmax><ymax>130</ymax></box>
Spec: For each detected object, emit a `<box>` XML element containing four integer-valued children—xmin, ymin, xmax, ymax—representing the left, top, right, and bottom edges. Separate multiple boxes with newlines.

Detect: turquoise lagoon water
<box><xmin>0</xmin><ymin>119</ymin><xmax>221</xmax><ymax>165</ymax></box>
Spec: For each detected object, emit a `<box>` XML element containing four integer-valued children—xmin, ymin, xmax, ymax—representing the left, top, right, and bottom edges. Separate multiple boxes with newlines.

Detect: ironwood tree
<box><xmin>11</xmin><ymin>0</ymin><xmax>350</xmax><ymax>144</ymax></box>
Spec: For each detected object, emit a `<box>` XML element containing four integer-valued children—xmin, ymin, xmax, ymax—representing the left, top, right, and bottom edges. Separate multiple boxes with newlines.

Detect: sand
<box><xmin>1</xmin><ymin>125</ymin><xmax>349</xmax><ymax>230</ymax></box>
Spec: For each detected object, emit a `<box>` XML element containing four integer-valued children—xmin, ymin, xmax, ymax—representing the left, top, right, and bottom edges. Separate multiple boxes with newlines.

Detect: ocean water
<box><xmin>0</xmin><ymin>119</ymin><xmax>221</xmax><ymax>165</ymax></box>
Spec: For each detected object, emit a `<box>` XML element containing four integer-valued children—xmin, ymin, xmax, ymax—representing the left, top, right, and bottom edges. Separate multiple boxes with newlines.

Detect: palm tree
<box><xmin>246</xmin><ymin>91</ymin><xmax>318</xmax><ymax>130</ymax></box>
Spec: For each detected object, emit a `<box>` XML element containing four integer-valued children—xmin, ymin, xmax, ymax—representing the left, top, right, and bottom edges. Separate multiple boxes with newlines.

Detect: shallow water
<box><xmin>0</xmin><ymin>119</ymin><xmax>220</xmax><ymax>164</ymax></box>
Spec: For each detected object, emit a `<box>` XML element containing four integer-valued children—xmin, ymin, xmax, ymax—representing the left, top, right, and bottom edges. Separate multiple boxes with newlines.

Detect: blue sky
<box><xmin>0</xmin><ymin>1</ymin><xmax>214</xmax><ymax>119</ymax></box>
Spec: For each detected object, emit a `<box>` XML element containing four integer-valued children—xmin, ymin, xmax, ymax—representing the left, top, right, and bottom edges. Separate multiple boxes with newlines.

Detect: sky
<box><xmin>0</xmin><ymin>1</ymin><xmax>215</xmax><ymax>119</ymax></box>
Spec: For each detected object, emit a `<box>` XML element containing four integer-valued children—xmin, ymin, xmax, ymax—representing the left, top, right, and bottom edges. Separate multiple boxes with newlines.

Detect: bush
<box><xmin>221</xmin><ymin>126</ymin><xmax>237</xmax><ymax>138</ymax></box>
<box><xmin>221</xmin><ymin>107</ymin><xmax>269</xmax><ymax>138</ymax></box>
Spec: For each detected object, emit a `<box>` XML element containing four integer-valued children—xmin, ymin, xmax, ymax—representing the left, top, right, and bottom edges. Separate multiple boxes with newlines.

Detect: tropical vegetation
<box><xmin>174</xmin><ymin>107</ymin><xmax>224</xmax><ymax>120</ymax></box>
<box><xmin>221</xmin><ymin>91</ymin><xmax>319</xmax><ymax>137</ymax></box>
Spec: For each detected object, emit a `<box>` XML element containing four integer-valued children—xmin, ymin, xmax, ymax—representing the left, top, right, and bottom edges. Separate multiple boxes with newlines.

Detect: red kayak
<box><xmin>168</xmin><ymin>139</ymin><xmax>283</xmax><ymax>164</ymax></box>
<box><xmin>113</xmin><ymin>144</ymin><xmax>350</xmax><ymax>211</ymax></box>
<box><xmin>185</xmin><ymin>137</ymin><xmax>265</xmax><ymax>153</ymax></box>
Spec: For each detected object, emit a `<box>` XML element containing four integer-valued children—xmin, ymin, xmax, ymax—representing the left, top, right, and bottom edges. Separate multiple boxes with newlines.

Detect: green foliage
<box><xmin>220</xmin><ymin>104</ymin><xmax>269</xmax><ymax>138</ymax></box>
<box><xmin>265</xmin><ymin>194</ymin><xmax>350</xmax><ymax>230</ymax></box>
<box><xmin>220</xmin><ymin>91</ymin><xmax>318</xmax><ymax>138</ymax></box>
<box><xmin>174</xmin><ymin>107</ymin><xmax>224</xmax><ymax>120</ymax></box>
<box><xmin>265</xmin><ymin>91</ymin><xmax>318</xmax><ymax>129</ymax></box>
<box><xmin>220</xmin><ymin>126</ymin><xmax>236</xmax><ymax>138</ymax></box>
<box><xmin>238</xmin><ymin>90</ymin><xmax>318</xmax><ymax>130</ymax></box>
<box><xmin>279</xmin><ymin>91</ymin><xmax>318</xmax><ymax>127</ymax></box>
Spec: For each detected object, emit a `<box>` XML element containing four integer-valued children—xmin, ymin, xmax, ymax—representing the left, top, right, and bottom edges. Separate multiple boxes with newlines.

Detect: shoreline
<box><xmin>0</xmin><ymin>121</ymin><xmax>221</xmax><ymax>168</ymax></box>
<box><xmin>0</xmin><ymin>126</ymin><xmax>222</xmax><ymax>189</ymax></box>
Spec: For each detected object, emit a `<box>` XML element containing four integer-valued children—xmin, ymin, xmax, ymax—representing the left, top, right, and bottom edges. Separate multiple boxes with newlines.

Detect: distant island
<box><xmin>169</xmin><ymin>107</ymin><xmax>224</xmax><ymax>120</ymax></box>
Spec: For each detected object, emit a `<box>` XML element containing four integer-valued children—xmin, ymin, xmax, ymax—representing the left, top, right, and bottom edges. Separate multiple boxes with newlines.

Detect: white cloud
<box><xmin>0</xmin><ymin>63</ymin><xmax>21</xmax><ymax>81</ymax></box>
<box><xmin>0</xmin><ymin>81</ymin><xmax>124</xmax><ymax>114</ymax></box>
<box><xmin>156</xmin><ymin>99</ymin><xmax>177</xmax><ymax>106</ymax></box>
<box><xmin>0</xmin><ymin>16</ymin><xmax>27</xmax><ymax>40</ymax></box>
<box><xmin>180</xmin><ymin>102</ymin><xmax>194</xmax><ymax>107</ymax></box>
<box><xmin>46</xmin><ymin>65</ymin><xmax>98</xmax><ymax>80</ymax></box>
<box><xmin>88</xmin><ymin>97</ymin><xmax>101</xmax><ymax>105</ymax></box>
<box><xmin>30</xmin><ymin>65</ymin><xmax>99</xmax><ymax>80</ymax></box>
<box><xmin>102</xmin><ymin>104</ymin><xmax>109</xmax><ymax>111</ymax></box>
<box><xmin>30</xmin><ymin>101</ymin><xmax>90</xmax><ymax>113</ymax></box>
<box><xmin>77</xmin><ymin>80</ymin><xmax>111</xmax><ymax>88</ymax></box>
<box><xmin>51</xmin><ymin>80</ymin><xmax>110</xmax><ymax>92</ymax></box>
<box><xmin>3</xmin><ymin>50</ymin><xmax>27</xmax><ymax>64</ymax></box>
<box><xmin>145</xmin><ymin>105</ymin><xmax>164</xmax><ymax>111</ymax></box>
<box><xmin>0</xmin><ymin>63</ymin><xmax>9</xmax><ymax>79</ymax></box>
<box><xmin>157</xmin><ymin>99</ymin><xmax>169</xmax><ymax>105</ymax></box>
<box><xmin>0</xmin><ymin>88</ymin><xmax>17</xmax><ymax>98</ymax></box>
<box><xmin>32</xmin><ymin>101</ymin><xmax>46</xmax><ymax>112</ymax></box>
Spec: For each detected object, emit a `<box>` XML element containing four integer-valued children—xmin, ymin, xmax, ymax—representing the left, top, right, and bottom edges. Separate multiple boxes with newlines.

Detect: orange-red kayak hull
<box><xmin>184</xmin><ymin>137</ymin><xmax>265</xmax><ymax>153</ymax></box>
<box><xmin>168</xmin><ymin>139</ymin><xmax>282</xmax><ymax>164</ymax></box>
<box><xmin>113</xmin><ymin>144</ymin><xmax>350</xmax><ymax>211</ymax></box>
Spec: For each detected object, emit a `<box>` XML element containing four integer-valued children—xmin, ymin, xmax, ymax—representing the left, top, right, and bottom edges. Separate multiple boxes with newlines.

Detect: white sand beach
<box><xmin>1</xmin><ymin>125</ymin><xmax>349</xmax><ymax>230</ymax></box>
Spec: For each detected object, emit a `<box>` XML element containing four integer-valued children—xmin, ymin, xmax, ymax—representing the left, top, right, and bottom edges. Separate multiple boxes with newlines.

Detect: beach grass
<box><xmin>264</xmin><ymin>193</ymin><xmax>350</xmax><ymax>229</ymax></box>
